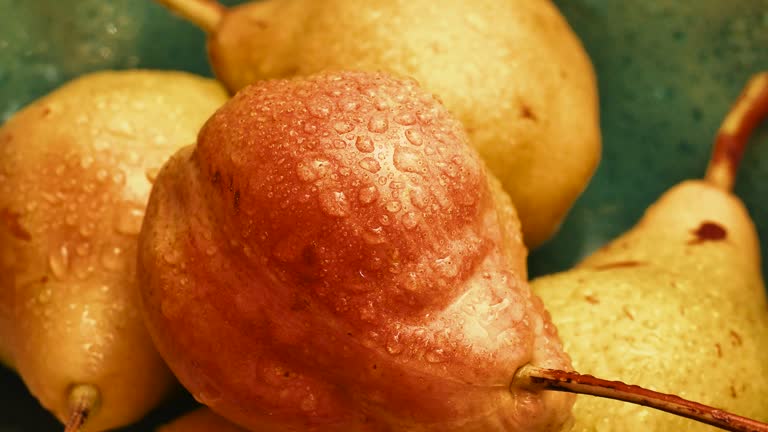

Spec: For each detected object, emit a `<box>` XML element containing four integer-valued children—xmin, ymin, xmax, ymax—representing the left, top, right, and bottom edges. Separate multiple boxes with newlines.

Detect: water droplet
<box><xmin>96</xmin><ymin>169</ymin><xmax>109</xmax><ymax>182</ymax></box>
<box><xmin>395</xmin><ymin>112</ymin><xmax>417</xmax><ymax>126</ymax></box>
<box><xmin>405</xmin><ymin>129</ymin><xmax>424</xmax><ymax>146</ymax></box>
<box><xmin>73</xmin><ymin>259</ymin><xmax>96</xmax><ymax>280</ymax></box>
<box><xmin>153</xmin><ymin>135</ymin><xmax>168</xmax><ymax>146</ymax></box>
<box><xmin>378</xmin><ymin>214</ymin><xmax>391</xmax><ymax>226</ymax></box>
<box><xmin>358</xmin><ymin>185</ymin><xmax>379</xmax><ymax>205</ymax></box>
<box><xmin>393</xmin><ymin>146</ymin><xmax>422</xmax><ymax>173</ymax></box>
<box><xmin>297</xmin><ymin>159</ymin><xmax>331</xmax><ymax>182</ymax></box>
<box><xmin>80</xmin><ymin>155</ymin><xmax>95</xmax><ymax>169</ymax></box>
<box><xmin>49</xmin><ymin>245</ymin><xmax>70</xmax><ymax>279</ymax></box>
<box><xmin>42</xmin><ymin>192</ymin><xmax>59</xmax><ymax>204</ymax></box>
<box><xmin>385</xmin><ymin>201</ymin><xmax>402</xmax><ymax>213</ymax></box>
<box><xmin>339</xmin><ymin>98</ymin><xmax>359</xmax><ymax>111</ymax></box>
<box><xmin>433</xmin><ymin>256</ymin><xmax>458</xmax><ymax>278</ymax></box>
<box><xmin>75</xmin><ymin>242</ymin><xmax>91</xmax><ymax>256</ymax></box>
<box><xmin>359</xmin><ymin>306</ymin><xmax>376</xmax><ymax>322</ymax></box>
<box><xmin>425</xmin><ymin>349</ymin><xmax>445</xmax><ymax>363</ymax></box>
<box><xmin>79</xmin><ymin>222</ymin><xmax>96</xmax><ymax>238</ymax></box>
<box><xmin>300</xmin><ymin>394</ymin><xmax>317</xmax><ymax>412</ymax></box>
<box><xmin>115</xmin><ymin>203</ymin><xmax>144</xmax><ymax>236</ymax></box>
<box><xmin>359</xmin><ymin>157</ymin><xmax>381</xmax><ymax>173</ymax></box>
<box><xmin>363</xmin><ymin>225</ymin><xmax>386</xmax><ymax>245</ymax></box>
<box><xmin>374</xmin><ymin>98</ymin><xmax>390</xmax><ymax>111</ymax></box>
<box><xmin>319</xmin><ymin>190</ymin><xmax>349</xmax><ymax>217</ymax></box>
<box><xmin>401</xmin><ymin>212</ymin><xmax>418</xmax><ymax>229</ymax></box>
<box><xmin>386</xmin><ymin>334</ymin><xmax>403</xmax><ymax>355</ymax></box>
<box><xmin>112</xmin><ymin>171</ymin><xmax>126</xmax><ymax>185</ymax></box>
<box><xmin>367</xmin><ymin>114</ymin><xmax>389</xmax><ymax>133</ymax></box>
<box><xmin>206</xmin><ymin>246</ymin><xmax>217</xmax><ymax>256</ymax></box>
<box><xmin>108</xmin><ymin>119</ymin><xmax>135</xmax><ymax>137</ymax></box>
<box><xmin>355</xmin><ymin>136</ymin><xmax>374</xmax><ymax>153</ymax></box>
<box><xmin>126</xmin><ymin>150</ymin><xmax>141</xmax><ymax>165</ymax></box>
<box><xmin>309</xmin><ymin>99</ymin><xmax>332</xmax><ymax>119</ymax></box>
<box><xmin>164</xmin><ymin>248</ymin><xmax>182</xmax><ymax>265</ymax></box>
<box><xmin>37</xmin><ymin>288</ymin><xmax>52</xmax><ymax>304</ymax></box>
<box><xmin>333</xmin><ymin>121</ymin><xmax>354</xmax><ymax>134</ymax></box>
<box><xmin>100</xmin><ymin>245</ymin><xmax>126</xmax><ymax>272</ymax></box>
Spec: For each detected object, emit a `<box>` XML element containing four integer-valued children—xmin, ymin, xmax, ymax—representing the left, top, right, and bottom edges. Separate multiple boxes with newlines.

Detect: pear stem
<box><xmin>63</xmin><ymin>384</ymin><xmax>100</xmax><ymax>432</ymax></box>
<box><xmin>514</xmin><ymin>365</ymin><xmax>768</xmax><ymax>432</ymax></box>
<box><xmin>154</xmin><ymin>0</ymin><xmax>225</xmax><ymax>34</ymax></box>
<box><xmin>705</xmin><ymin>72</ymin><xmax>768</xmax><ymax>191</ymax></box>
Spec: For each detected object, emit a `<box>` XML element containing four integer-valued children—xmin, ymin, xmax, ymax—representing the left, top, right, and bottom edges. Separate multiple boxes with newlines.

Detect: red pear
<box><xmin>138</xmin><ymin>70</ymin><xmax>574</xmax><ymax>431</ymax></box>
<box><xmin>138</xmin><ymin>70</ymin><xmax>768</xmax><ymax>432</ymax></box>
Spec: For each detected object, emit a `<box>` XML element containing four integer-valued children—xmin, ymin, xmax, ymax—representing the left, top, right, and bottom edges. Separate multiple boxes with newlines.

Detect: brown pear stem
<box><xmin>514</xmin><ymin>365</ymin><xmax>768</xmax><ymax>432</ymax></box>
<box><xmin>63</xmin><ymin>384</ymin><xmax>100</xmax><ymax>432</ymax></box>
<box><xmin>705</xmin><ymin>72</ymin><xmax>768</xmax><ymax>191</ymax></box>
<box><xmin>155</xmin><ymin>0</ymin><xmax>225</xmax><ymax>33</ymax></box>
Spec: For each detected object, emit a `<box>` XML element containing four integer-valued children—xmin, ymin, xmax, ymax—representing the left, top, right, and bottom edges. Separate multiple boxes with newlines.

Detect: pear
<box><xmin>155</xmin><ymin>0</ymin><xmax>601</xmax><ymax>249</ymax></box>
<box><xmin>158</xmin><ymin>408</ymin><xmax>247</xmax><ymax>432</ymax></box>
<box><xmin>0</xmin><ymin>70</ymin><xmax>228</xmax><ymax>431</ymax></box>
<box><xmin>531</xmin><ymin>72</ymin><xmax>768</xmax><ymax>431</ymax></box>
<box><xmin>138</xmin><ymin>69</ymin><xmax>574</xmax><ymax>432</ymax></box>
<box><xmin>137</xmin><ymin>69</ymin><xmax>768</xmax><ymax>432</ymax></box>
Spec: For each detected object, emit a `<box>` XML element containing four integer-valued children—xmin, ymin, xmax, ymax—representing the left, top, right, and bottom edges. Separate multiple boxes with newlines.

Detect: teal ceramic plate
<box><xmin>0</xmin><ymin>0</ymin><xmax>766</xmax><ymax>430</ymax></box>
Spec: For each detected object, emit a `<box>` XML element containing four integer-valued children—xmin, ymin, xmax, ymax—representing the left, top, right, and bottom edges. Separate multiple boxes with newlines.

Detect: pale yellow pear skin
<box><xmin>532</xmin><ymin>180</ymin><xmax>768</xmax><ymax>431</ymax></box>
<box><xmin>0</xmin><ymin>70</ymin><xmax>228</xmax><ymax>430</ymax></box>
<box><xmin>204</xmin><ymin>0</ymin><xmax>601</xmax><ymax>248</ymax></box>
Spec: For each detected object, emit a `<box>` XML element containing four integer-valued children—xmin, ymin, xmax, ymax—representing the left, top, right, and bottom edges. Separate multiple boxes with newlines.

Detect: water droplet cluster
<box><xmin>196</xmin><ymin>71</ymin><xmax>493</xmax><ymax>325</ymax></box>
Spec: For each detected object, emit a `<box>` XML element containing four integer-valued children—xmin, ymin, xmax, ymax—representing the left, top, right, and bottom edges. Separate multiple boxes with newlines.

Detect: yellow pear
<box><xmin>156</xmin><ymin>0</ymin><xmax>601</xmax><ymax>248</ymax></box>
<box><xmin>0</xmin><ymin>70</ymin><xmax>228</xmax><ymax>431</ymax></box>
<box><xmin>531</xmin><ymin>72</ymin><xmax>768</xmax><ymax>431</ymax></box>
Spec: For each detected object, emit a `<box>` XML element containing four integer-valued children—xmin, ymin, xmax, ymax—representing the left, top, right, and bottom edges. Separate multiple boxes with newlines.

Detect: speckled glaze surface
<box><xmin>0</xmin><ymin>0</ymin><xmax>766</xmax><ymax>430</ymax></box>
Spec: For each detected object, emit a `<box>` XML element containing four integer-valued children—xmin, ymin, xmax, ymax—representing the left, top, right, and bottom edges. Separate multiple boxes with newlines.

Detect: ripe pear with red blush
<box><xmin>0</xmin><ymin>70</ymin><xmax>228</xmax><ymax>431</ymax></box>
<box><xmin>155</xmin><ymin>0</ymin><xmax>601</xmax><ymax>249</ymax></box>
<box><xmin>138</xmin><ymin>70</ymin><xmax>768</xmax><ymax>432</ymax></box>
<box><xmin>138</xmin><ymin>70</ymin><xmax>574</xmax><ymax>431</ymax></box>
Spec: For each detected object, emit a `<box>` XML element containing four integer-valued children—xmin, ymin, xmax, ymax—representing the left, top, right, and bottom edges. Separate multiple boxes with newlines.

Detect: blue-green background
<box><xmin>0</xmin><ymin>0</ymin><xmax>766</xmax><ymax>430</ymax></box>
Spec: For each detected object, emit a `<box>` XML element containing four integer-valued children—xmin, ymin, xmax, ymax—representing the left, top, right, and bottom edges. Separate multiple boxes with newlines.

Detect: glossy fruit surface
<box><xmin>138</xmin><ymin>70</ymin><xmax>574</xmax><ymax>432</ymax></box>
<box><xmin>0</xmin><ymin>0</ymin><xmax>766</xmax><ymax>430</ymax></box>
<box><xmin>0</xmin><ymin>70</ymin><xmax>228</xmax><ymax>430</ymax></box>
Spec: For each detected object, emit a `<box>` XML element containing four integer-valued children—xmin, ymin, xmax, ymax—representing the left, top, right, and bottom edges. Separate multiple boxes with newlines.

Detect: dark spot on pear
<box><xmin>520</xmin><ymin>104</ymin><xmax>537</xmax><ymax>121</ymax></box>
<box><xmin>584</xmin><ymin>295</ymin><xmax>600</xmax><ymax>304</ymax></box>
<box><xmin>730</xmin><ymin>330</ymin><xmax>743</xmax><ymax>346</ymax></box>
<box><xmin>690</xmin><ymin>221</ymin><xmax>727</xmax><ymax>244</ymax></box>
